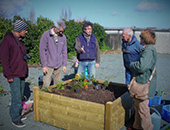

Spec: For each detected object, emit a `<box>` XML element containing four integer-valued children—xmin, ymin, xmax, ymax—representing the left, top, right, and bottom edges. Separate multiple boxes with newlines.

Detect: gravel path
<box><xmin>0</xmin><ymin>53</ymin><xmax>170</xmax><ymax>130</ymax></box>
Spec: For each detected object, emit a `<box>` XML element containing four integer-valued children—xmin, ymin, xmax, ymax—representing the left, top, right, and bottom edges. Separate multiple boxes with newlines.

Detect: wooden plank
<box><xmin>33</xmin><ymin>86</ymin><xmax>39</xmax><ymax>121</ymax></box>
<box><xmin>111</xmin><ymin>107</ymin><xmax>125</xmax><ymax>120</ymax></box>
<box><xmin>109</xmin><ymin>81</ymin><xmax>127</xmax><ymax>87</ymax></box>
<box><xmin>66</xmin><ymin>106</ymin><xmax>104</xmax><ymax>124</ymax></box>
<box><xmin>105</xmin><ymin>102</ymin><xmax>113</xmax><ymax>130</ymax></box>
<box><xmin>39</xmin><ymin>109</ymin><xmax>104</xmax><ymax>130</ymax></box>
<box><xmin>38</xmin><ymin>101</ymin><xmax>104</xmax><ymax>124</ymax></box>
<box><xmin>105</xmin><ymin>97</ymin><xmax>126</xmax><ymax>130</ymax></box>
<box><xmin>38</xmin><ymin>91</ymin><xmax>105</xmax><ymax>114</ymax></box>
<box><xmin>48</xmin><ymin>79</ymin><xmax>72</xmax><ymax>89</ymax></box>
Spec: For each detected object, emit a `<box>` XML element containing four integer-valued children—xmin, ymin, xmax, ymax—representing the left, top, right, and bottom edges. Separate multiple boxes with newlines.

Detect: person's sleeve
<box><xmin>0</xmin><ymin>38</ymin><xmax>13</xmax><ymax>79</ymax></box>
<box><xmin>136</xmin><ymin>40</ymin><xmax>143</xmax><ymax>53</ymax></box>
<box><xmin>75</xmin><ymin>37</ymin><xmax>82</xmax><ymax>54</ymax></box>
<box><xmin>39</xmin><ymin>33</ymin><xmax>48</xmax><ymax>67</ymax></box>
<box><xmin>140</xmin><ymin>44</ymin><xmax>143</xmax><ymax>51</ymax></box>
<box><xmin>95</xmin><ymin>38</ymin><xmax>100</xmax><ymax>64</ymax></box>
<box><xmin>122</xmin><ymin>40</ymin><xmax>124</xmax><ymax>51</ymax></box>
<box><xmin>62</xmin><ymin>36</ymin><xmax>67</xmax><ymax>66</ymax></box>
<box><xmin>130</xmin><ymin>49</ymin><xmax>153</xmax><ymax>73</ymax></box>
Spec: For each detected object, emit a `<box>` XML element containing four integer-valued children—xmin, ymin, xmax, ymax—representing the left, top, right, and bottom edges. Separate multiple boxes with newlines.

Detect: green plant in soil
<box><xmin>41</xmin><ymin>86</ymin><xmax>52</xmax><ymax>92</ymax></box>
<box><xmin>86</xmin><ymin>74</ymin><xmax>91</xmax><ymax>80</ymax></box>
<box><xmin>80</xmin><ymin>73</ymin><xmax>86</xmax><ymax>81</ymax></box>
<box><xmin>103</xmin><ymin>80</ymin><xmax>109</xmax><ymax>87</ymax></box>
<box><xmin>72</xmin><ymin>76</ymin><xmax>81</xmax><ymax>82</ymax></box>
<box><xmin>56</xmin><ymin>81</ymin><xmax>64</xmax><ymax>90</ymax></box>
<box><xmin>65</xmin><ymin>74</ymin><xmax>107</xmax><ymax>93</ymax></box>
<box><xmin>155</xmin><ymin>90</ymin><xmax>167</xmax><ymax>96</ymax></box>
<box><xmin>0</xmin><ymin>87</ymin><xmax>4</xmax><ymax>93</ymax></box>
<box><xmin>90</xmin><ymin>75</ymin><xmax>97</xmax><ymax>83</ymax></box>
<box><xmin>71</xmin><ymin>81</ymin><xmax>84</xmax><ymax>91</ymax></box>
<box><xmin>83</xmin><ymin>80</ymin><xmax>91</xmax><ymax>87</ymax></box>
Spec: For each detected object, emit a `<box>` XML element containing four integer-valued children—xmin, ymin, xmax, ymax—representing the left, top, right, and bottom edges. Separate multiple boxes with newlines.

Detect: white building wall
<box><xmin>105</xmin><ymin>30</ymin><xmax>170</xmax><ymax>54</ymax></box>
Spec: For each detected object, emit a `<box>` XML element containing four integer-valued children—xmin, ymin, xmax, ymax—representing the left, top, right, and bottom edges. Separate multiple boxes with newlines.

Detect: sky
<box><xmin>0</xmin><ymin>0</ymin><xmax>170</xmax><ymax>29</ymax></box>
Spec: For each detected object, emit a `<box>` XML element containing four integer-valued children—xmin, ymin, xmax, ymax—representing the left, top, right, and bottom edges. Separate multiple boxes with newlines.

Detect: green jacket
<box><xmin>129</xmin><ymin>45</ymin><xmax>157</xmax><ymax>98</ymax></box>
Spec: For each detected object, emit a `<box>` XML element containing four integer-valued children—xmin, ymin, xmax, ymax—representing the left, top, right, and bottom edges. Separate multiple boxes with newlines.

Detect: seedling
<box><xmin>72</xmin><ymin>76</ymin><xmax>80</xmax><ymax>82</ymax></box>
<box><xmin>41</xmin><ymin>86</ymin><xmax>52</xmax><ymax>92</ymax></box>
<box><xmin>56</xmin><ymin>82</ymin><xmax>65</xmax><ymax>90</ymax></box>
<box><xmin>0</xmin><ymin>87</ymin><xmax>4</xmax><ymax>93</ymax></box>
<box><xmin>83</xmin><ymin>80</ymin><xmax>91</xmax><ymax>88</ymax></box>
<box><xmin>80</xmin><ymin>72</ymin><xmax>86</xmax><ymax>81</ymax></box>
<box><xmin>155</xmin><ymin>90</ymin><xmax>167</xmax><ymax>96</ymax></box>
<box><xmin>91</xmin><ymin>75</ymin><xmax>97</xmax><ymax>83</ymax></box>
<box><xmin>103</xmin><ymin>80</ymin><xmax>109</xmax><ymax>87</ymax></box>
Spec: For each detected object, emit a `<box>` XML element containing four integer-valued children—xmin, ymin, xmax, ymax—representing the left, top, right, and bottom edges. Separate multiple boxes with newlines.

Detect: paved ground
<box><xmin>0</xmin><ymin>53</ymin><xmax>170</xmax><ymax>130</ymax></box>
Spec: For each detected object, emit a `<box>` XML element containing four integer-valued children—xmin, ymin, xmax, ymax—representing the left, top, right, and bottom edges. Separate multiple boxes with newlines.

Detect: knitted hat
<box><xmin>14</xmin><ymin>20</ymin><xmax>28</xmax><ymax>32</ymax></box>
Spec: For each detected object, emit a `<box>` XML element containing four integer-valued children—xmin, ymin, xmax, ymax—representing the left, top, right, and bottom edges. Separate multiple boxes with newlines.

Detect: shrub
<box><xmin>64</xmin><ymin>20</ymin><xmax>83</xmax><ymax>57</ymax></box>
<box><xmin>0</xmin><ymin>16</ymin><xmax>108</xmax><ymax>66</ymax></box>
<box><xmin>92</xmin><ymin>23</ymin><xmax>107</xmax><ymax>50</ymax></box>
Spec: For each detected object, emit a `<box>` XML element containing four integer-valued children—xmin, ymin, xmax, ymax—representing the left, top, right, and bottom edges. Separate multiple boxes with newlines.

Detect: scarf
<box><xmin>51</xmin><ymin>28</ymin><xmax>58</xmax><ymax>43</ymax></box>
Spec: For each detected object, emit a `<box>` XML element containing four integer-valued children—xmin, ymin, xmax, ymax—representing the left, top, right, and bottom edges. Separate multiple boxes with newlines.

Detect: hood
<box><xmin>129</xmin><ymin>36</ymin><xmax>138</xmax><ymax>45</ymax></box>
<box><xmin>4</xmin><ymin>31</ymin><xmax>14</xmax><ymax>38</ymax></box>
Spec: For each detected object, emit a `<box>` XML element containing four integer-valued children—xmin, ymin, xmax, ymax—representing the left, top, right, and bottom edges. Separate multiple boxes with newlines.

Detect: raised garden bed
<box><xmin>33</xmin><ymin>77</ymin><xmax>134</xmax><ymax>130</ymax></box>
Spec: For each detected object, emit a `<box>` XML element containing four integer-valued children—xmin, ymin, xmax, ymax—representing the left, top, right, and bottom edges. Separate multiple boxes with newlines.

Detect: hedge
<box><xmin>0</xmin><ymin>16</ymin><xmax>108</xmax><ymax>71</ymax></box>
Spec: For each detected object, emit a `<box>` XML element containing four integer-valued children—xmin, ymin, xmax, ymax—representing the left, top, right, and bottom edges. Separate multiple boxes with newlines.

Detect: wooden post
<box><xmin>105</xmin><ymin>102</ymin><xmax>113</xmax><ymax>130</ymax></box>
<box><xmin>33</xmin><ymin>86</ymin><xmax>39</xmax><ymax>121</ymax></box>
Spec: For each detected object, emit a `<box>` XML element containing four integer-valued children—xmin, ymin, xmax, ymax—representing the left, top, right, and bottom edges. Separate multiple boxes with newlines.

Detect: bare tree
<box><xmin>60</xmin><ymin>8</ymin><xmax>72</xmax><ymax>21</ymax></box>
<box><xmin>68</xmin><ymin>7</ymin><xmax>72</xmax><ymax>21</ymax></box>
<box><xmin>60</xmin><ymin>8</ymin><xmax>64</xmax><ymax>20</ymax></box>
<box><xmin>65</xmin><ymin>8</ymin><xmax>67</xmax><ymax>21</ymax></box>
<box><xmin>30</xmin><ymin>8</ymin><xmax>35</xmax><ymax>24</ymax></box>
<box><xmin>75</xmin><ymin>17</ymin><xmax>86</xmax><ymax>23</ymax></box>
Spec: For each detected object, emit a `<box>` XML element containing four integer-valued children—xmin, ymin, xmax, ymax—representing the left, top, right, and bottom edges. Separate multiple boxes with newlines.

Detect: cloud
<box><xmin>135</xmin><ymin>1</ymin><xmax>167</xmax><ymax>12</ymax></box>
<box><xmin>112</xmin><ymin>11</ymin><xmax>119</xmax><ymax>16</ymax></box>
<box><xmin>95</xmin><ymin>10</ymin><xmax>104</xmax><ymax>14</ymax></box>
<box><xmin>0</xmin><ymin>0</ymin><xmax>31</xmax><ymax>17</ymax></box>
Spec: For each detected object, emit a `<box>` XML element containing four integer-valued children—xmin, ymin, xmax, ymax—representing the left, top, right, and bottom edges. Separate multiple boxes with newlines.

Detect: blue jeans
<box><xmin>125</xmin><ymin>69</ymin><xmax>132</xmax><ymax>85</ymax></box>
<box><xmin>77</xmin><ymin>60</ymin><xmax>96</xmax><ymax>78</ymax></box>
<box><xmin>9</xmin><ymin>77</ymin><xmax>25</xmax><ymax>121</ymax></box>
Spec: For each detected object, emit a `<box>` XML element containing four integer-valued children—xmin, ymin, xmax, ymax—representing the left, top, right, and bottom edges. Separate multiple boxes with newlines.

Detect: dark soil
<box><xmin>50</xmin><ymin>82</ymin><xmax>128</xmax><ymax>105</ymax></box>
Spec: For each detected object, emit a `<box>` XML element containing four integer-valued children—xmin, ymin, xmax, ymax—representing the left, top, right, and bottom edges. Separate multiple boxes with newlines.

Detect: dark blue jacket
<box><xmin>122</xmin><ymin>36</ymin><xmax>143</xmax><ymax>69</ymax></box>
<box><xmin>77</xmin><ymin>33</ymin><xmax>96</xmax><ymax>61</ymax></box>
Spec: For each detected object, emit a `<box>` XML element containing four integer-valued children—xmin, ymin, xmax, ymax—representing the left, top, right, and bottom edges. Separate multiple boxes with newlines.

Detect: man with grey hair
<box><xmin>39</xmin><ymin>20</ymin><xmax>67</xmax><ymax>87</ymax></box>
<box><xmin>122</xmin><ymin>28</ymin><xmax>143</xmax><ymax>84</ymax></box>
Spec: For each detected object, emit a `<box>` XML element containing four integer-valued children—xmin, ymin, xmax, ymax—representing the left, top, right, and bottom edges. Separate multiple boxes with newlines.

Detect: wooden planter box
<box><xmin>33</xmin><ymin>80</ymin><xmax>134</xmax><ymax>130</ymax></box>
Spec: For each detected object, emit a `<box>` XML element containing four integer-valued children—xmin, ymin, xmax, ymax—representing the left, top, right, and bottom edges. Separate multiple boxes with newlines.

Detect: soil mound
<box><xmin>50</xmin><ymin>83</ymin><xmax>128</xmax><ymax>104</ymax></box>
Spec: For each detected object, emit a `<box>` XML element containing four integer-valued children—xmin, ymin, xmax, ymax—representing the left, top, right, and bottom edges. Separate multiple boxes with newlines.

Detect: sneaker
<box><xmin>21</xmin><ymin>115</ymin><xmax>27</xmax><ymax>121</ymax></box>
<box><xmin>12</xmin><ymin>120</ymin><xmax>25</xmax><ymax>128</ymax></box>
